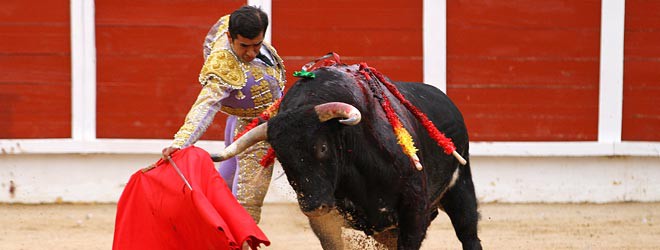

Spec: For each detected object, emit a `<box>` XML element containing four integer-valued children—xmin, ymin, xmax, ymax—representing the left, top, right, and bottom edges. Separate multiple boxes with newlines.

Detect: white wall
<box><xmin>472</xmin><ymin>156</ymin><xmax>660</xmax><ymax>203</ymax></box>
<box><xmin>1</xmin><ymin>140</ymin><xmax>658</xmax><ymax>204</ymax></box>
<box><xmin>1</xmin><ymin>151</ymin><xmax>659</xmax><ymax>204</ymax></box>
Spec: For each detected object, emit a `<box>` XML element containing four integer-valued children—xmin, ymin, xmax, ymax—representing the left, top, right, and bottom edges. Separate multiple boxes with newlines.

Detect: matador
<box><xmin>164</xmin><ymin>6</ymin><xmax>285</xmax><ymax>223</ymax></box>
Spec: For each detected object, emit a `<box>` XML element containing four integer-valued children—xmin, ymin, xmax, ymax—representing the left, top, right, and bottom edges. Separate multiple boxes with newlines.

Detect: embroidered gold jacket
<box><xmin>171</xmin><ymin>15</ymin><xmax>286</xmax><ymax>148</ymax></box>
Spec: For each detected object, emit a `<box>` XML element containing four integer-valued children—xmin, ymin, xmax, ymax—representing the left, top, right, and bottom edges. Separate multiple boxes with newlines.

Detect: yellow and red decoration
<box><xmin>234</xmin><ymin>98</ymin><xmax>281</xmax><ymax>168</ymax></box>
<box><xmin>235</xmin><ymin>54</ymin><xmax>466</xmax><ymax>170</ymax></box>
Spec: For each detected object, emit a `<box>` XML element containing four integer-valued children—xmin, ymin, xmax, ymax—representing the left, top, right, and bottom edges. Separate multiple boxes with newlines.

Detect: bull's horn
<box><xmin>212</xmin><ymin>122</ymin><xmax>268</xmax><ymax>162</ymax></box>
<box><xmin>314</xmin><ymin>102</ymin><xmax>362</xmax><ymax>125</ymax></box>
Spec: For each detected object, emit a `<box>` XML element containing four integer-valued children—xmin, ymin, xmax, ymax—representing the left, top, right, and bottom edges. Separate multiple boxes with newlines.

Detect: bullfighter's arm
<box><xmin>170</xmin><ymin>81</ymin><xmax>228</xmax><ymax>149</ymax></box>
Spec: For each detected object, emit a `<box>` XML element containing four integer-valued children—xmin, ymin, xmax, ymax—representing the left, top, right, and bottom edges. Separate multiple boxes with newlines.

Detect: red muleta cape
<box><xmin>113</xmin><ymin>146</ymin><xmax>270</xmax><ymax>250</ymax></box>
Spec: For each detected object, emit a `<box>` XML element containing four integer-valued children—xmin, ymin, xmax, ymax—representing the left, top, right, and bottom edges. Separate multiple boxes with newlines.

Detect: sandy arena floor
<box><xmin>0</xmin><ymin>202</ymin><xmax>658</xmax><ymax>249</ymax></box>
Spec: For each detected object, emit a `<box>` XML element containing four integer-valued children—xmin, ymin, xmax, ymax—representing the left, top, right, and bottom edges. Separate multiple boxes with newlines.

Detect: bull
<box><xmin>215</xmin><ymin>59</ymin><xmax>482</xmax><ymax>250</ymax></box>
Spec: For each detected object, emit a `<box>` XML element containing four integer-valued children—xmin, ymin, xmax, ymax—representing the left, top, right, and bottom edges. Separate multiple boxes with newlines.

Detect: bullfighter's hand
<box><xmin>161</xmin><ymin>147</ymin><xmax>179</xmax><ymax>161</ymax></box>
<box><xmin>141</xmin><ymin>163</ymin><xmax>157</xmax><ymax>173</ymax></box>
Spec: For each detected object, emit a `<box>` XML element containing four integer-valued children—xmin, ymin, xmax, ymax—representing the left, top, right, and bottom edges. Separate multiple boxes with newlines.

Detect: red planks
<box><xmin>623</xmin><ymin>0</ymin><xmax>660</xmax><ymax>141</ymax></box>
<box><xmin>95</xmin><ymin>0</ymin><xmax>244</xmax><ymax>139</ymax></box>
<box><xmin>1</xmin><ymin>25</ymin><xmax>70</xmax><ymax>55</ymax></box>
<box><xmin>447</xmin><ymin>0</ymin><xmax>601</xmax><ymax>141</ymax></box>
<box><xmin>0</xmin><ymin>0</ymin><xmax>71</xmax><ymax>138</ymax></box>
<box><xmin>273</xmin><ymin>0</ymin><xmax>423</xmax><ymax>86</ymax></box>
<box><xmin>0</xmin><ymin>83</ymin><xmax>71</xmax><ymax>139</ymax></box>
<box><xmin>451</xmin><ymin>87</ymin><xmax>598</xmax><ymax>141</ymax></box>
<box><xmin>0</xmin><ymin>0</ymin><xmax>69</xmax><ymax>23</ymax></box>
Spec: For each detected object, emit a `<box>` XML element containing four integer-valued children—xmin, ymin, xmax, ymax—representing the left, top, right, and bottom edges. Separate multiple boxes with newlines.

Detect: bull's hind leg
<box><xmin>439</xmin><ymin>163</ymin><xmax>482</xmax><ymax>250</ymax></box>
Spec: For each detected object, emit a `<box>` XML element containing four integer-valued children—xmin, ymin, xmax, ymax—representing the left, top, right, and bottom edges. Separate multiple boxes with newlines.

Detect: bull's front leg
<box><xmin>396</xmin><ymin>209</ymin><xmax>431</xmax><ymax>250</ymax></box>
<box><xmin>308</xmin><ymin>208</ymin><xmax>344</xmax><ymax>250</ymax></box>
<box><xmin>372</xmin><ymin>229</ymin><xmax>398</xmax><ymax>249</ymax></box>
<box><xmin>396</xmin><ymin>185</ymin><xmax>433</xmax><ymax>249</ymax></box>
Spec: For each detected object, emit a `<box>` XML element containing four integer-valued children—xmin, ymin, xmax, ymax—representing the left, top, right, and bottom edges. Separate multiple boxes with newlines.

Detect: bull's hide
<box><xmin>226</xmin><ymin>60</ymin><xmax>482</xmax><ymax>250</ymax></box>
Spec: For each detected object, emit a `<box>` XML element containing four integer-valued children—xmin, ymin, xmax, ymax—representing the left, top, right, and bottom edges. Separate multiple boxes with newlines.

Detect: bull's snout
<box><xmin>301</xmin><ymin>203</ymin><xmax>333</xmax><ymax>218</ymax></box>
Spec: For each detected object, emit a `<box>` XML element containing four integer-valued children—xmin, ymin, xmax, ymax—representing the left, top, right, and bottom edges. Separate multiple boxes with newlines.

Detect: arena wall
<box><xmin>1</xmin><ymin>0</ymin><xmax>658</xmax><ymax>203</ymax></box>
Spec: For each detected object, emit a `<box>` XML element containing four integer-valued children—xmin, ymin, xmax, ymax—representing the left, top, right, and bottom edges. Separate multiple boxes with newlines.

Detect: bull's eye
<box><xmin>314</xmin><ymin>140</ymin><xmax>329</xmax><ymax>160</ymax></box>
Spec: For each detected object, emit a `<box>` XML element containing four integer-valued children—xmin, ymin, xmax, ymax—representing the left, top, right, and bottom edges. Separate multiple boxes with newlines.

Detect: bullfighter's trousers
<box><xmin>219</xmin><ymin>116</ymin><xmax>273</xmax><ymax>223</ymax></box>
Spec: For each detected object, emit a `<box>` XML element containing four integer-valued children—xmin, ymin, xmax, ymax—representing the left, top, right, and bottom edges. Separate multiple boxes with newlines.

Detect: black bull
<box><xmin>216</xmin><ymin>64</ymin><xmax>482</xmax><ymax>249</ymax></box>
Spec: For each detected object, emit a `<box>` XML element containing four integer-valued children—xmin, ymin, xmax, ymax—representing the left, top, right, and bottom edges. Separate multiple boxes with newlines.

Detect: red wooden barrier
<box><xmin>623</xmin><ymin>0</ymin><xmax>660</xmax><ymax>141</ymax></box>
<box><xmin>447</xmin><ymin>0</ymin><xmax>601</xmax><ymax>141</ymax></box>
<box><xmin>0</xmin><ymin>0</ymin><xmax>71</xmax><ymax>138</ymax></box>
<box><xmin>95</xmin><ymin>0</ymin><xmax>243</xmax><ymax>139</ymax></box>
<box><xmin>273</xmin><ymin>0</ymin><xmax>423</xmax><ymax>89</ymax></box>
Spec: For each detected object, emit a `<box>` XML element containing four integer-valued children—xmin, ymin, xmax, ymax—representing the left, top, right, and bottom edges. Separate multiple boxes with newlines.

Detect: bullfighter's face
<box><xmin>227</xmin><ymin>32</ymin><xmax>264</xmax><ymax>63</ymax></box>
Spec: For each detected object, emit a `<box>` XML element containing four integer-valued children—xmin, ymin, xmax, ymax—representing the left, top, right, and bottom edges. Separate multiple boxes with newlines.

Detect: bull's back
<box><xmin>394</xmin><ymin>82</ymin><xmax>467</xmax><ymax>146</ymax></box>
<box><xmin>394</xmin><ymin>82</ymin><xmax>469</xmax><ymax>203</ymax></box>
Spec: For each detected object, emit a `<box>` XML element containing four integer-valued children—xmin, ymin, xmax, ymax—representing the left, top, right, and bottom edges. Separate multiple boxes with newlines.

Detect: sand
<box><xmin>0</xmin><ymin>202</ymin><xmax>658</xmax><ymax>249</ymax></box>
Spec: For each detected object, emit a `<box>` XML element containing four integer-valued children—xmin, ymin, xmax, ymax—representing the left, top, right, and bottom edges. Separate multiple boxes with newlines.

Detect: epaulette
<box><xmin>198</xmin><ymin>49</ymin><xmax>247</xmax><ymax>89</ymax></box>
